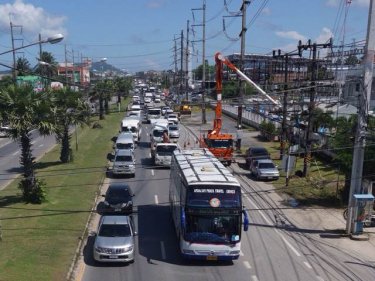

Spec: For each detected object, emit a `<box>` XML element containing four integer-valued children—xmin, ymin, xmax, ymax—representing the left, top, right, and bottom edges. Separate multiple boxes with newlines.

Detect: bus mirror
<box><xmin>243</xmin><ymin>210</ymin><xmax>249</xmax><ymax>231</ymax></box>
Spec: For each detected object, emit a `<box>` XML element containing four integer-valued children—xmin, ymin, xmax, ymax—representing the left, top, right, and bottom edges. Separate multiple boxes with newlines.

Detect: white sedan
<box><xmin>166</xmin><ymin>114</ymin><xmax>179</xmax><ymax>124</ymax></box>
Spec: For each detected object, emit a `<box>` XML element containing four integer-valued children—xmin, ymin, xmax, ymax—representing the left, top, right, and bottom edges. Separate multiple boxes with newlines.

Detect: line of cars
<box><xmin>245</xmin><ymin>146</ymin><xmax>280</xmax><ymax>181</ymax></box>
<box><xmin>92</xmin><ymin>92</ymin><xmax>149</xmax><ymax>264</ymax></box>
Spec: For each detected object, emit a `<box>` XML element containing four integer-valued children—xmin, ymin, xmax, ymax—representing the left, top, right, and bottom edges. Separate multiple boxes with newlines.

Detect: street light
<box><xmin>0</xmin><ymin>33</ymin><xmax>64</xmax><ymax>56</ymax></box>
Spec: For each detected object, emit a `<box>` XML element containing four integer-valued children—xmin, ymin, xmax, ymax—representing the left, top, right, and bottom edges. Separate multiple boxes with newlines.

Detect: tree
<box><xmin>345</xmin><ymin>55</ymin><xmax>360</xmax><ymax>66</ymax></box>
<box><xmin>16</xmin><ymin>57</ymin><xmax>31</xmax><ymax>76</ymax></box>
<box><xmin>34</xmin><ymin>51</ymin><xmax>58</xmax><ymax>84</ymax></box>
<box><xmin>193</xmin><ymin>61</ymin><xmax>215</xmax><ymax>81</ymax></box>
<box><xmin>114</xmin><ymin>77</ymin><xmax>132</xmax><ymax>103</ymax></box>
<box><xmin>0</xmin><ymin>85</ymin><xmax>55</xmax><ymax>203</ymax></box>
<box><xmin>51</xmin><ymin>88</ymin><xmax>91</xmax><ymax>163</ymax></box>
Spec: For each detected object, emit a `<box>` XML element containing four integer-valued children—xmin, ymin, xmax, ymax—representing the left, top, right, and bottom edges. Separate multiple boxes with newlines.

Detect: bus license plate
<box><xmin>207</xmin><ymin>256</ymin><xmax>217</xmax><ymax>261</ymax></box>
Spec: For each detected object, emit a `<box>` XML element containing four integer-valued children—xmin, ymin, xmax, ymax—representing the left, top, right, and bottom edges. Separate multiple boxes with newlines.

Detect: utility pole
<box><xmin>237</xmin><ymin>0</ymin><xmax>250</xmax><ymax>128</ymax></box>
<box><xmin>64</xmin><ymin>44</ymin><xmax>69</xmax><ymax>86</ymax></box>
<box><xmin>298</xmin><ymin>39</ymin><xmax>331</xmax><ymax>177</ymax></box>
<box><xmin>192</xmin><ymin>1</ymin><xmax>206</xmax><ymax>123</ymax></box>
<box><xmin>185</xmin><ymin>20</ymin><xmax>190</xmax><ymax>101</ymax></box>
<box><xmin>273</xmin><ymin>48</ymin><xmax>301</xmax><ymax>161</ymax></box>
<box><xmin>346</xmin><ymin>0</ymin><xmax>375</xmax><ymax>234</ymax></box>
<box><xmin>180</xmin><ymin>29</ymin><xmax>184</xmax><ymax>105</ymax></box>
<box><xmin>10</xmin><ymin>21</ymin><xmax>17</xmax><ymax>82</ymax></box>
<box><xmin>202</xmin><ymin>0</ymin><xmax>207</xmax><ymax>124</ymax></box>
<box><xmin>173</xmin><ymin>36</ymin><xmax>178</xmax><ymax>89</ymax></box>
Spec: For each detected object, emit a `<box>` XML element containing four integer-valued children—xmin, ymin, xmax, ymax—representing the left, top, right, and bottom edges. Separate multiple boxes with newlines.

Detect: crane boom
<box><xmin>215</xmin><ymin>52</ymin><xmax>280</xmax><ymax>106</ymax></box>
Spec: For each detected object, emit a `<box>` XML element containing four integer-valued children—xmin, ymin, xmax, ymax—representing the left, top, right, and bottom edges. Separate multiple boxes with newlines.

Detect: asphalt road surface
<box><xmin>80</xmin><ymin>112</ymin><xmax>375</xmax><ymax>281</ymax></box>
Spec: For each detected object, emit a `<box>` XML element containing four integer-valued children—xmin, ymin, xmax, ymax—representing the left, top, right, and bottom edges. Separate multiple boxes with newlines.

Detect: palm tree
<box><xmin>16</xmin><ymin>57</ymin><xmax>31</xmax><ymax>76</ymax></box>
<box><xmin>0</xmin><ymin>85</ymin><xmax>55</xmax><ymax>203</ymax></box>
<box><xmin>51</xmin><ymin>88</ymin><xmax>91</xmax><ymax>163</ymax></box>
<box><xmin>34</xmin><ymin>51</ymin><xmax>58</xmax><ymax>84</ymax></box>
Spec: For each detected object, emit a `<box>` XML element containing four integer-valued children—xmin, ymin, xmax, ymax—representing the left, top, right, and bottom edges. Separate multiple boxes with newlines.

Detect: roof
<box><xmin>108</xmin><ymin>182</ymin><xmax>130</xmax><ymax>190</ymax></box>
<box><xmin>173</xmin><ymin>148</ymin><xmax>240</xmax><ymax>186</ymax></box>
<box><xmin>101</xmin><ymin>215</ymin><xmax>130</xmax><ymax>225</ymax></box>
<box><xmin>121</xmin><ymin>118</ymin><xmax>140</xmax><ymax>126</ymax></box>
<box><xmin>116</xmin><ymin>149</ymin><xmax>133</xmax><ymax>156</ymax></box>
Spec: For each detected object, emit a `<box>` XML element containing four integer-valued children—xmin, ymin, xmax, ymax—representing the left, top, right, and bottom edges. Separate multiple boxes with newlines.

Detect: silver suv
<box><xmin>112</xmin><ymin>149</ymin><xmax>136</xmax><ymax>177</ymax></box>
<box><xmin>93</xmin><ymin>215</ymin><xmax>136</xmax><ymax>263</ymax></box>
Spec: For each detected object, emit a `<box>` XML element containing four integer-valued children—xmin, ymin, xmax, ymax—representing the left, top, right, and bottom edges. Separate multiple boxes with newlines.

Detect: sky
<box><xmin>0</xmin><ymin>0</ymin><xmax>370</xmax><ymax>73</ymax></box>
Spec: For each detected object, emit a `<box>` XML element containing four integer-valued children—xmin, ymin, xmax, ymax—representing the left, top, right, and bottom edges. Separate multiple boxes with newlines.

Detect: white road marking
<box><xmin>31</xmin><ymin>140</ymin><xmax>36</xmax><ymax>145</ymax></box>
<box><xmin>154</xmin><ymin>195</ymin><xmax>159</xmax><ymax>205</ymax></box>
<box><xmin>243</xmin><ymin>261</ymin><xmax>252</xmax><ymax>269</ymax></box>
<box><xmin>304</xmin><ymin>261</ymin><xmax>312</xmax><ymax>269</ymax></box>
<box><xmin>149</xmin><ymin>153</ymin><xmax>152</xmax><ymax>158</ymax></box>
<box><xmin>240</xmin><ymin>250</ymin><xmax>244</xmax><ymax>256</ymax></box>
<box><xmin>316</xmin><ymin>276</ymin><xmax>325</xmax><ymax>281</ymax></box>
<box><xmin>38</xmin><ymin>144</ymin><xmax>44</xmax><ymax>148</ymax></box>
<box><xmin>12</xmin><ymin>151</ymin><xmax>19</xmax><ymax>156</ymax></box>
<box><xmin>251</xmin><ymin>275</ymin><xmax>259</xmax><ymax>281</ymax></box>
<box><xmin>151</xmin><ymin>169</ymin><xmax>155</xmax><ymax>176</ymax></box>
<box><xmin>160</xmin><ymin>241</ymin><xmax>166</xmax><ymax>260</ymax></box>
<box><xmin>276</xmin><ymin>230</ymin><xmax>301</xmax><ymax>257</ymax></box>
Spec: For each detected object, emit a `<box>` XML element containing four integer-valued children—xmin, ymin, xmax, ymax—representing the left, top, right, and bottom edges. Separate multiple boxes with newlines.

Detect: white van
<box><xmin>120</xmin><ymin>118</ymin><xmax>141</xmax><ymax>142</ymax></box>
<box><xmin>115</xmin><ymin>132</ymin><xmax>135</xmax><ymax>151</ymax></box>
<box><xmin>153</xmin><ymin>143</ymin><xmax>179</xmax><ymax>167</ymax></box>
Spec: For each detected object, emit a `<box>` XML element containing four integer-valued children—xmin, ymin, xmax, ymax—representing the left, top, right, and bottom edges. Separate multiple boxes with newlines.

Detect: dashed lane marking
<box><xmin>304</xmin><ymin>261</ymin><xmax>312</xmax><ymax>269</ymax></box>
<box><xmin>154</xmin><ymin>195</ymin><xmax>159</xmax><ymax>205</ymax></box>
<box><xmin>38</xmin><ymin>144</ymin><xmax>44</xmax><ymax>148</ymax></box>
<box><xmin>243</xmin><ymin>261</ymin><xmax>251</xmax><ymax>269</ymax></box>
<box><xmin>12</xmin><ymin>151</ymin><xmax>19</xmax><ymax>156</ymax></box>
<box><xmin>151</xmin><ymin>169</ymin><xmax>155</xmax><ymax>176</ymax></box>
<box><xmin>251</xmin><ymin>275</ymin><xmax>259</xmax><ymax>281</ymax></box>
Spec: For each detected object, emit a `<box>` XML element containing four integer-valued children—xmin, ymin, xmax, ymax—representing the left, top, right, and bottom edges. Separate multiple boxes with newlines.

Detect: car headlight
<box><xmin>124</xmin><ymin>245</ymin><xmax>134</xmax><ymax>252</ymax></box>
<box><xmin>121</xmin><ymin>202</ymin><xmax>128</xmax><ymax>207</ymax></box>
<box><xmin>128</xmin><ymin>164</ymin><xmax>135</xmax><ymax>168</ymax></box>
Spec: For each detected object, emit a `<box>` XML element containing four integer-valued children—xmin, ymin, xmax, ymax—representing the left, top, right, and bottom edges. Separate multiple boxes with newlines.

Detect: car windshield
<box><xmin>153</xmin><ymin>130</ymin><xmax>164</xmax><ymax>137</ymax></box>
<box><xmin>250</xmin><ymin>148</ymin><xmax>268</xmax><ymax>156</ymax></box>
<box><xmin>149</xmin><ymin>110</ymin><xmax>161</xmax><ymax>115</ymax></box>
<box><xmin>259</xmin><ymin>162</ymin><xmax>275</xmax><ymax>169</ymax></box>
<box><xmin>156</xmin><ymin>145</ymin><xmax>177</xmax><ymax>154</ymax></box>
<box><xmin>116</xmin><ymin>143</ymin><xmax>133</xmax><ymax>149</ymax></box>
<box><xmin>107</xmin><ymin>188</ymin><xmax>132</xmax><ymax>203</ymax></box>
<box><xmin>116</xmin><ymin>155</ymin><xmax>133</xmax><ymax>162</ymax></box>
<box><xmin>185</xmin><ymin>215</ymin><xmax>240</xmax><ymax>244</ymax></box>
<box><xmin>99</xmin><ymin>224</ymin><xmax>131</xmax><ymax>237</ymax></box>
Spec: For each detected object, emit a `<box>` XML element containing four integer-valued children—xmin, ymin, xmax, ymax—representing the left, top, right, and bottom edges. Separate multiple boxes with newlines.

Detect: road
<box><xmin>80</xmin><ymin>111</ymin><xmax>375</xmax><ymax>281</ymax></box>
<box><xmin>0</xmin><ymin>130</ymin><xmax>57</xmax><ymax>190</ymax></box>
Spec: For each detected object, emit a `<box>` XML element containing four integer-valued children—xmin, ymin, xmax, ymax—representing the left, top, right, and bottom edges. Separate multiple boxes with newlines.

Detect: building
<box><xmin>57</xmin><ymin>58</ymin><xmax>91</xmax><ymax>86</ymax></box>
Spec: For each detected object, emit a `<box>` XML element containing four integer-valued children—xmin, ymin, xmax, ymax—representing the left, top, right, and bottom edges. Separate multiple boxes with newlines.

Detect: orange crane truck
<box><xmin>200</xmin><ymin>52</ymin><xmax>280</xmax><ymax>166</ymax></box>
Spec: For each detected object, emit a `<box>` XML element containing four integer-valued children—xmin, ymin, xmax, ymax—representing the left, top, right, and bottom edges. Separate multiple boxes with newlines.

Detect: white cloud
<box><xmin>275</xmin><ymin>30</ymin><xmax>306</xmax><ymax>41</ymax></box>
<box><xmin>146</xmin><ymin>0</ymin><xmax>166</xmax><ymax>9</ymax></box>
<box><xmin>316</xmin><ymin>27</ymin><xmax>333</xmax><ymax>43</ymax></box>
<box><xmin>0</xmin><ymin>0</ymin><xmax>66</xmax><ymax>38</ymax></box>
<box><xmin>261</xmin><ymin>7</ymin><xmax>271</xmax><ymax>16</ymax></box>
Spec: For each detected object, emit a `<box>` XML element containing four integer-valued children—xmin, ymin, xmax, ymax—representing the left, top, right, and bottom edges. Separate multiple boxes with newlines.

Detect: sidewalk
<box><xmin>183</xmin><ymin>110</ymin><xmax>375</xmax><ymax>261</ymax></box>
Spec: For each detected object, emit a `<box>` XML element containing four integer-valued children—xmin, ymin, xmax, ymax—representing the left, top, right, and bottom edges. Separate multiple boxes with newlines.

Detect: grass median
<box><xmin>0</xmin><ymin>100</ymin><xmax>128</xmax><ymax>281</ymax></box>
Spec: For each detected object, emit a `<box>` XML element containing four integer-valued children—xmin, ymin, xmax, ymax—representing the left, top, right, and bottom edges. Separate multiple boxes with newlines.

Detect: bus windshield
<box><xmin>185</xmin><ymin>215</ymin><xmax>240</xmax><ymax>244</ymax></box>
<box><xmin>186</xmin><ymin>186</ymin><xmax>241</xmax><ymax>208</ymax></box>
